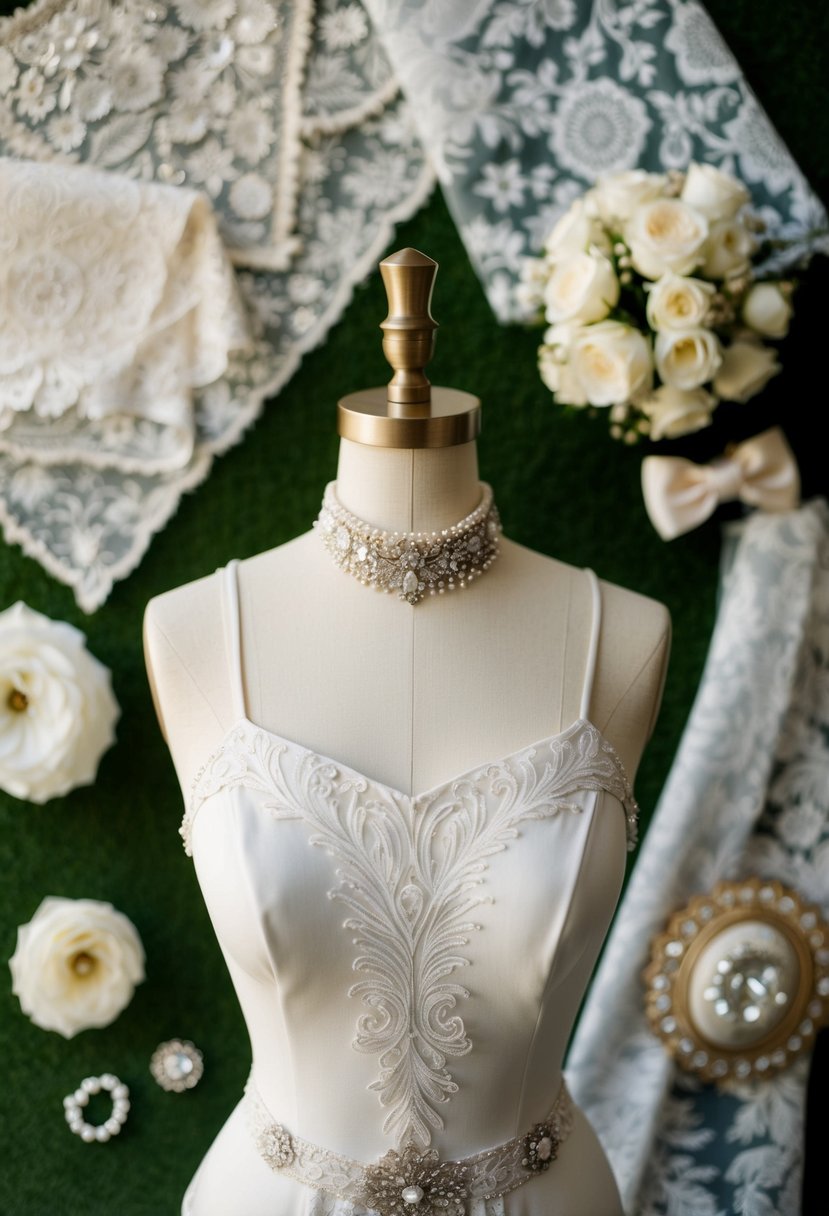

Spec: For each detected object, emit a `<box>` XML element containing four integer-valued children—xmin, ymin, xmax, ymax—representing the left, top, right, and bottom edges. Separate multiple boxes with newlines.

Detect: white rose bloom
<box><xmin>539</xmin><ymin>326</ymin><xmax>589</xmax><ymax>405</ymax></box>
<box><xmin>544</xmin><ymin>199</ymin><xmax>611</xmax><ymax>258</ymax></box>
<box><xmin>646</xmin><ymin>273</ymin><xmax>716</xmax><ymax>331</ymax></box>
<box><xmin>544</xmin><ymin>252</ymin><xmax>619</xmax><ymax>326</ymax></box>
<box><xmin>571</xmin><ymin>321</ymin><xmax>652</xmax><ymax>406</ymax></box>
<box><xmin>9</xmin><ymin>897</ymin><xmax>145</xmax><ymax>1038</ymax></box>
<box><xmin>626</xmin><ymin>198</ymin><xmax>709</xmax><ymax>279</ymax></box>
<box><xmin>655</xmin><ymin>328</ymin><xmax>722</xmax><ymax>390</ymax></box>
<box><xmin>701</xmin><ymin>218</ymin><xmax>755</xmax><ymax>279</ymax></box>
<box><xmin>713</xmin><ymin>339</ymin><xmax>781</xmax><ymax>403</ymax></box>
<box><xmin>681</xmin><ymin>162</ymin><xmax>750</xmax><ymax>220</ymax></box>
<box><xmin>591</xmin><ymin>169</ymin><xmax>667</xmax><ymax>227</ymax></box>
<box><xmin>515</xmin><ymin>256</ymin><xmax>550</xmax><ymax>315</ymax></box>
<box><xmin>638</xmin><ymin>384</ymin><xmax>718</xmax><ymax>440</ymax></box>
<box><xmin>742</xmin><ymin>282</ymin><xmax>793</xmax><ymax>339</ymax></box>
<box><xmin>0</xmin><ymin>602</ymin><xmax>119</xmax><ymax>804</ymax></box>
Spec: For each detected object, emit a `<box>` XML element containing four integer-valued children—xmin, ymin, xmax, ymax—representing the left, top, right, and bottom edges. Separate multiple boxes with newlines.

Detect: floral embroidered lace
<box><xmin>186</xmin><ymin>713</ymin><xmax>638</xmax><ymax>1148</ymax></box>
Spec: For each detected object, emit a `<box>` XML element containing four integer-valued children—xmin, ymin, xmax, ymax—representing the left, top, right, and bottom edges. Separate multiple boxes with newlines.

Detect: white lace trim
<box><xmin>244</xmin><ymin>1072</ymin><xmax>574</xmax><ymax>1207</ymax></box>
<box><xmin>184</xmin><ymin>716</ymin><xmax>637</xmax><ymax>1149</ymax></box>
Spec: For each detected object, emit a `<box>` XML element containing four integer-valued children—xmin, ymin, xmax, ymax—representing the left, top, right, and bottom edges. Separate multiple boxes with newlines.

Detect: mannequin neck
<box><xmin>334</xmin><ymin>439</ymin><xmax>482</xmax><ymax>533</ymax></box>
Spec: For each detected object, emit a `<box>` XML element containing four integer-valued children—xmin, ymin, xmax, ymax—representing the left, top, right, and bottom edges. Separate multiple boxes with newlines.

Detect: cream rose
<box><xmin>0</xmin><ymin>602</ymin><xmax>119</xmax><ymax>803</ymax></box>
<box><xmin>681</xmin><ymin>162</ymin><xmax>750</xmax><ymax>220</ymax></box>
<box><xmin>638</xmin><ymin>385</ymin><xmax>718</xmax><ymax>440</ymax></box>
<box><xmin>626</xmin><ymin>198</ymin><xmax>709</xmax><ymax>279</ymax></box>
<box><xmin>538</xmin><ymin>325</ymin><xmax>589</xmax><ymax>405</ymax></box>
<box><xmin>544</xmin><ymin>252</ymin><xmax>619</xmax><ymax>325</ymax></box>
<box><xmin>701</xmin><ymin>218</ymin><xmax>755</xmax><ymax>279</ymax></box>
<box><xmin>589</xmin><ymin>169</ymin><xmax>667</xmax><ymax>227</ymax></box>
<box><xmin>646</xmin><ymin>273</ymin><xmax>716</xmax><ymax>331</ymax></box>
<box><xmin>515</xmin><ymin>256</ymin><xmax>549</xmax><ymax>316</ymax></box>
<box><xmin>742</xmin><ymin>282</ymin><xmax>793</xmax><ymax>339</ymax></box>
<box><xmin>570</xmin><ymin>321</ymin><xmax>653</xmax><ymax>406</ymax></box>
<box><xmin>655</xmin><ymin>328</ymin><xmax>722</xmax><ymax>390</ymax></box>
<box><xmin>544</xmin><ymin>200</ymin><xmax>610</xmax><ymax>258</ymax></box>
<box><xmin>9</xmin><ymin>897</ymin><xmax>145</xmax><ymax>1038</ymax></box>
<box><xmin>713</xmin><ymin>339</ymin><xmax>781</xmax><ymax>403</ymax></box>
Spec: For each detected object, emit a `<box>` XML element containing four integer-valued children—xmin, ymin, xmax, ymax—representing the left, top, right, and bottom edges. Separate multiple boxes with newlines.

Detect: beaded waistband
<box><xmin>244</xmin><ymin>1077</ymin><xmax>573</xmax><ymax>1215</ymax></box>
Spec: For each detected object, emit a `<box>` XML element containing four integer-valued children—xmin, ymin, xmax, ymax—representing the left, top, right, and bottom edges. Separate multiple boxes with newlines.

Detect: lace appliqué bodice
<box><xmin>184</xmin><ymin>715</ymin><xmax>637</xmax><ymax>1150</ymax></box>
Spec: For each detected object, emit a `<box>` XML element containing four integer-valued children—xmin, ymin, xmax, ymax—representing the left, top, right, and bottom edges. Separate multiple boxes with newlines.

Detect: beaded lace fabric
<box><xmin>244</xmin><ymin>1072</ymin><xmax>574</xmax><ymax>1212</ymax></box>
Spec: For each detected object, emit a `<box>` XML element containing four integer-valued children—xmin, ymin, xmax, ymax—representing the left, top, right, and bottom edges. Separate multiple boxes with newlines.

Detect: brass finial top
<box><xmin>379</xmin><ymin>248</ymin><xmax>438</xmax><ymax>407</ymax></box>
<box><xmin>336</xmin><ymin>247</ymin><xmax>481</xmax><ymax>449</ymax></box>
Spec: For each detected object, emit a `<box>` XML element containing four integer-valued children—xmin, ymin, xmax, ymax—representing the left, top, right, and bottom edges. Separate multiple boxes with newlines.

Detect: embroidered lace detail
<box><xmin>0</xmin><ymin>0</ymin><xmax>314</xmax><ymax>270</ymax></box>
<box><xmin>244</xmin><ymin>1072</ymin><xmax>574</xmax><ymax>1210</ymax></box>
<box><xmin>184</xmin><ymin>716</ymin><xmax>637</xmax><ymax>1148</ymax></box>
<box><xmin>0</xmin><ymin>157</ymin><xmax>250</xmax><ymax>472</ymax></box>
<box><xmin>0</xmin><ymin>1</ymin><xmax>433</xmax><ymax>612</ymax></box>
<box><xmin>302</xmin><ymin>0</ymin><xmax>400</xmax><ymax>137</ymax></box>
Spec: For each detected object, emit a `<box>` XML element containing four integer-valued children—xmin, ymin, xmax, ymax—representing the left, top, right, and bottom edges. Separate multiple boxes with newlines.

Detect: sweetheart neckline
<box><xmin>191</xmin><ymin>712</ymin><xmax>635</xmax><ymax>809</ymax></box>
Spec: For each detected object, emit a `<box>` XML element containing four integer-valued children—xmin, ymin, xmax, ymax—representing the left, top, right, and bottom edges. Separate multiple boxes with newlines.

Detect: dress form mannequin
<box><xmin>144</xmin><ymin>250</ymin><xmax>670</xmax><ymax>1216</ymax></box>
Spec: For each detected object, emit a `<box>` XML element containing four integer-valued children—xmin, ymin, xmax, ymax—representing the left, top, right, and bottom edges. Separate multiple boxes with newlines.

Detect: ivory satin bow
<box><xmin>641</xmin><ymin>427</ymin><xmax>801</xmax><ymax>540</ymax></box>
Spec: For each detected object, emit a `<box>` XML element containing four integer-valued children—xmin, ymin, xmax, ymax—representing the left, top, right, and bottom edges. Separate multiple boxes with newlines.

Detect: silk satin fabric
<box><xmin>641</xmin><ymin>427</ymin><xmax>801</xmax><ymax>540</ymax></box>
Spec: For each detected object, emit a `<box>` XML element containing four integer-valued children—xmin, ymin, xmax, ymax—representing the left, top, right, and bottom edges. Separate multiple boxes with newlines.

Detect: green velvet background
<box><xmin>1</xmin><ymin>3</ymin><xmax>827</xmax><ymax>1212</ymax></box>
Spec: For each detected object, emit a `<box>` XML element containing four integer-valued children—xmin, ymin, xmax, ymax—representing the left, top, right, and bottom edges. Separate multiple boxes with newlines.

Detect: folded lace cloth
<box><xmin>0</xmin><ymin>155</ymin><xmax>251</xmax><ymax>474</ymax></box>
<box><xmin>0</xmin><ymin>0</ymin><xmax>432</xmax><ymax>612</ymax></box>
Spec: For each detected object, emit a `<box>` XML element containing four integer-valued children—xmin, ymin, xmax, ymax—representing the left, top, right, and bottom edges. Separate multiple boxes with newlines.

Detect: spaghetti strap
<box><xmin>580</xmin><ymin>569</ymin><xmax>602</xmax><ymax>721</ymax></box>
<box><xmin>222</xmin><ymin>560</ymin><xmax>247</xmax><ymax>721</ymax></box>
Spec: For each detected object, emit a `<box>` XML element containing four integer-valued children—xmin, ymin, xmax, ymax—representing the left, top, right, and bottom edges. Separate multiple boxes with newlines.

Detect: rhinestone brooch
<box><xmin>150</xmin><ymin>1039</ymin><xmax>204</xmax><ymax>1092</ymax></box>
<box><xmin>362</xmin><ymin>1143</ymin><xmax>468</xmax><ymax>1215</ymax></box>
<box><xmin>523</xmin><ymin>1121</ymin><xmax>559</xmax><ymax>1172</ymax></box>
<box><xmin>644</xmin><ymin>877</ymin><xmax>829</xmax><ymax>1084</ymax></box>
<box><xmin>315</xmin><ymin>482</ymin><xmax>501</xmax><ymax>605</ymax></box>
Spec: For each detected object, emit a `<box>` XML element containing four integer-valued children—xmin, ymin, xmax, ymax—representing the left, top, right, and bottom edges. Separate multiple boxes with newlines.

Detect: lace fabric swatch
<box><xmin>2</xmin><ymin>0</ymin><xmax>825</xmax><ymax>609</ymax></box>
<box><xmin>363</xmin><ymin>0</ymin><xmax>829</xmax><ymax>321</ymax></box>
<box><xmin>566</xmin><ymin>500</ymin><xmax>829</xmax><ymax>1215</ymax></box>
<box><xmin>0</xmin><ymin>2</ymin><xmax>433</xmax><ymax>611</ymax></box>
<box><xmin>0</xmin><ymin>0</ymin><xmax>314</xmax><ymax>269</ymax></box>
<box><xmin>0</xmin><ymin>155</ymin><xmax>251</xmax><ymax>474</ymax></box>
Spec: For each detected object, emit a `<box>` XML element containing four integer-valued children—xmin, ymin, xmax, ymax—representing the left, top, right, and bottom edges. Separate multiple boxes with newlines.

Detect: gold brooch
<box><xmin>644</xmin><ymin>877</ymin><xmax>829</xmax><ymax>1084</ymax></box>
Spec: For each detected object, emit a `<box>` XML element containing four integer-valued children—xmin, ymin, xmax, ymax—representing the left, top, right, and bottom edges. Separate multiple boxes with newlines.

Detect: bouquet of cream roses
<box><xmin>518</xmin><ymin>163</ymin><xmax>793</xmax><ymax>442</ymax></box>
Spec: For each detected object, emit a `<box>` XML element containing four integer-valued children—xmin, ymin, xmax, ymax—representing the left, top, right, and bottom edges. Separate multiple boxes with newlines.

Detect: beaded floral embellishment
<box><xmin>522</xmin><ymin>1121</ymin><xmax>560</xmax><ymax>1172</ymax></box>
<box><xmin>245</xmin><ymin>1073</ymin><xmax>574</xmax><ymax>1210</ymax></box>
<box><xmin>315</xmin><ymin>481</ymin><xmax>501</xmax><ymax>604</ymax></box>
<box><xmin>362</xmin><ymin>1144</ymin><xmax>468</xmax><ymax>1214</ymax></box>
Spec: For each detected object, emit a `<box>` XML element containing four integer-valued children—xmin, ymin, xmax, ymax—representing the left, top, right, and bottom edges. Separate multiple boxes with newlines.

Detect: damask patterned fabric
<box><xmin>566</xmin><ymin>498</ymin><xmax>829</xmax><ymax>1214</ymax></box>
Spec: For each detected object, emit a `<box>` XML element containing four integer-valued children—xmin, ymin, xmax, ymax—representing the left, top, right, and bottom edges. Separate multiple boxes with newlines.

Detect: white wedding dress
<box><xmin>179</xmin><ymin>562</ymin><xmax>636</xmax><ymax>1215</ymax></box>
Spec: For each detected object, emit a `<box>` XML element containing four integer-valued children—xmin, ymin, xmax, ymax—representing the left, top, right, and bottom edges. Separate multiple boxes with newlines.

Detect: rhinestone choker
<box><xmin>315</xmin><ymin>482</ymin><xmax>501</xmax><ymax>605</ymax></box>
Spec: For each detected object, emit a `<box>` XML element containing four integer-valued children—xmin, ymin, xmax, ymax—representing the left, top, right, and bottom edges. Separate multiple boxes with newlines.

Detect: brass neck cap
<box><xmin>336</xmin><ymin>247</ymin><xmax>481</xmax><ymax>449</ymax></box>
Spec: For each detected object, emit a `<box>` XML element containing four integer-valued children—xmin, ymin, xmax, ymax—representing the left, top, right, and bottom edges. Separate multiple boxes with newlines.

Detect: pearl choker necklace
<box><xmin>315</xmin><ymin>482</ymin><xmax>501</xmax><ymax>605</ymax></box>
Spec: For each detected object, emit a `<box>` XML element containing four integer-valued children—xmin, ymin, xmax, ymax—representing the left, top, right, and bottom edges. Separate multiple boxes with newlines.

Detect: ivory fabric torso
<box><xmin>180</xmin><ymin>562</ymin><xmax>635</xmax><ymax>1215</ymax></box>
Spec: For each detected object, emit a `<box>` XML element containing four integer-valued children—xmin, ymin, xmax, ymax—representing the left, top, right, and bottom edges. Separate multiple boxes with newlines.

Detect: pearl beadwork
<box><xmin>315</xmin><ymin>482</ymin><xmax>501</xmax><ymax>605</ymax></box>
<box><xmin>63</xmin><ymin>1074</ymin><xmax>130</xmax><ymax>1143</ymax></box>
